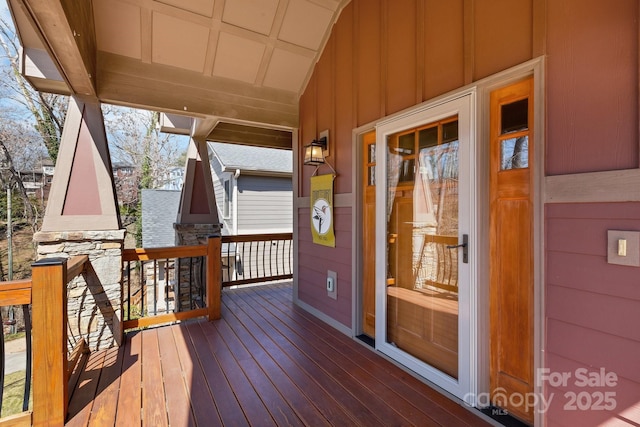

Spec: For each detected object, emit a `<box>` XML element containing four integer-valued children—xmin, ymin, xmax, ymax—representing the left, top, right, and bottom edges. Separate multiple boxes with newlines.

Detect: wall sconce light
<box><xmin>303</xmin><ymin>130</ymin><xmax>329</xmax><ymax>166</ymax></box>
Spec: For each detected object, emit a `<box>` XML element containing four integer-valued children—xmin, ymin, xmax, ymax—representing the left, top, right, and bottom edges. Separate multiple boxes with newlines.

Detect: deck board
<box><xmin>66</xmin><ymin>282</ymin><xmax>491</xmax><ymax>426</ymax></box>
<box><xmin>156</xmin><ymin>326</ymin><xmax>195</xmax><ymax>427</ymax></box>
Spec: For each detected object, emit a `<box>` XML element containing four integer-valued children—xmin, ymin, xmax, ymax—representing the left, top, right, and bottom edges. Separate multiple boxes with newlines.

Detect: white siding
<box><xmin>237</xmin><ymin>175</ymin><xmax>292</xmax><ymax>234</ymax></box>
<box><xmin>209</xmin><ymin>155</ymin><xmax>234</xmax><ymax>234</ymax></box>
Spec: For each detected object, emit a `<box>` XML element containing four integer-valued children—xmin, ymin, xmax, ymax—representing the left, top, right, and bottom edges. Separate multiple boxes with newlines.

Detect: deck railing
<box><xmin>121</xmin><ymin>236</ymin><xmax>221</xmax><ymax>330</ymax></box>
<box><xmin>0</xmin><ymin>233</ymin><xmax>288</xmax><ymax>425</ymax></box>
<box><xmin>0</xmin><ymin>256</ymin><xmax>91</xmax><ymax>426</ymax></box>
<box><xmin>221</xmin><ymin>233</ymin><xmax>293</xmax><ymax>287</ymax></box>
<box><xmin>0</xmin><ymin>279</ymin><xmax>32</xmax><ymax>426</ymax></box>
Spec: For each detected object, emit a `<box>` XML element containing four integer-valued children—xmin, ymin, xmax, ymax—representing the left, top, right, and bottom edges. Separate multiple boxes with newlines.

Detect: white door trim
<box><xmin>374</xmin><ymin>89</ymin><xmax>477</xmax><ymax>403</ymax></box>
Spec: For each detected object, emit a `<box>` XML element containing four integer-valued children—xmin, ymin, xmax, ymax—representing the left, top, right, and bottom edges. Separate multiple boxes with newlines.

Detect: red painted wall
<box><xmin>298</xmin><ymin>1</ymin><xmax>640</xmax><ymax>424</ymax></box>
<box><xmin>546</xmin><ymin>0</ymin><xmax>639</xmax><ymax>175</ymax></box>
<box><xmin>546</xmin><ymin>203</ymin><xmax>640</xmax><ymax>426</ymax></box>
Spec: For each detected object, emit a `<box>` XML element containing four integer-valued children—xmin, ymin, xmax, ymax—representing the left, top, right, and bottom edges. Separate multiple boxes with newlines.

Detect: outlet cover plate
<box><xmin>607</xmin><ymin>230</ymin><xmax>640</xmax><ymax>267</ymax></box>
<box><xmin>327</xmin><ymin>270</ymin><xmax>337</xmax><ymax>299</ymax></box>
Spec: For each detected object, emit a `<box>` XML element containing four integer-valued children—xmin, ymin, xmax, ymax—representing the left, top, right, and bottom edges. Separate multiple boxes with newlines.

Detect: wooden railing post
<box><xmin>31</xmin><ymin>258</ymin><xmax>68</xmax><ymax>427</ymax></box>
<box><xmin>206</xmin><ymin>236</ymin><xmax>222</xmax><ymax>320</ymax></box>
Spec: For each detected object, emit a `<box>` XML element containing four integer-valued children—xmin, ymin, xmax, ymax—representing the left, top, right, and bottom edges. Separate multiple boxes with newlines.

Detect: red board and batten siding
<box><xmin>544</xmin><ymin>1</ymin><xmax>640</xmax><ymax>426</ymax></box>
<box><xmin>298</xmin><ymin>0</ymin><xmax>640</xmax><ymax>425</ymax></box>
<box><xmin>298</xmin><ymin>208</ymin><xmax>352</xmax><ymax>328</ymax></box>
<box><xmin>546</xmin><ymin>0</ymin><xmax>639</xmax><ymax>175</ymax></box>
<box><xmin>545</xmin><ymin>203</ymin><xmax>640</xmax><ymax>426</ymax></box>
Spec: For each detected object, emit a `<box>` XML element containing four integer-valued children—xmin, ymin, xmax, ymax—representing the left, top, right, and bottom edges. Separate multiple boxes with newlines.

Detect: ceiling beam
<box><xmin>16</xmin><ymin>0</ymin><xmax>96</xmax><ymax>96</ymax></box>
<box><xmin>97</xmin><ymin>52</ymin><xmax>299</xmax><ymax>128</ymax></box>
<box><xmin>209</xmin><ymin>123</ymin><xmax>292</xmax><ymax>150</ymax></box>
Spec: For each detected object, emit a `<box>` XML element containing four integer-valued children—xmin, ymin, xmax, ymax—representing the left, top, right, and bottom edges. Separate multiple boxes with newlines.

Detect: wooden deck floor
<box><xmin>66</xmin><ymin>282</ymin><xmax>491</xmax><ymax>426</ymax></box>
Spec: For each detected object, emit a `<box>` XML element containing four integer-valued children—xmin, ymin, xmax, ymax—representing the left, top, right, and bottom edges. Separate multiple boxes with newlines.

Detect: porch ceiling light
<box><xmin>303</xmin><ymin>136</ymin><xmax>327</xmax><ymax>166</ymax></box>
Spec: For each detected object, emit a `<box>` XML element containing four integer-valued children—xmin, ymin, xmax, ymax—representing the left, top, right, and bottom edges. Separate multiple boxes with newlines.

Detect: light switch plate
<box><xmin>607</xmin><ymin>230</ymin><xmax>640</xmax><ymax>267</ymax></box>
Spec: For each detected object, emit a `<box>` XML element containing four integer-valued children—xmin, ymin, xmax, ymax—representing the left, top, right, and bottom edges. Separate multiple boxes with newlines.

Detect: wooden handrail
<box><xmin>222</xmin><ymin>233</ymin><xmax>292</xmax><ymax>243</ymax></box>
<box><xmin>0</xmin><ymin>279</ymin><xmax>32</xmax><ymax>307</ymax></box>
<box><xmin>123</xmin><ymin>244</ymin><xmax>207</xmax><ymax>261</ymax></box>
<box><xmin>66</xmin><ymin>255</ymin><xmax>89</xmax><ymax>282</ymax></box>
<box><xmin>121</xmin><ymin>236</ymin><xmax>222</xmax><ymax>329</ymax></box>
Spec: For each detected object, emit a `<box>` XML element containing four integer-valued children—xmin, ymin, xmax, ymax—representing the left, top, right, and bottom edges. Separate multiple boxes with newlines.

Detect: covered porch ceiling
<box><xmin>8</xmin><ymin>0</ymin><xmax>349</xmax><ymax>148</ymax></box>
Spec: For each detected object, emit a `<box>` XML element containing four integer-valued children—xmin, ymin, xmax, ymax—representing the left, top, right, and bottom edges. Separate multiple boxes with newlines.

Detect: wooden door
<box><xmin>362</xmin><ymin>131</ymin><xmax>376</xmax><ymax>337</ymax></box>
<box><xmin>489</xmin><ymin>77</ymin><xmax>534</xmax><ymax>424</ymax></box>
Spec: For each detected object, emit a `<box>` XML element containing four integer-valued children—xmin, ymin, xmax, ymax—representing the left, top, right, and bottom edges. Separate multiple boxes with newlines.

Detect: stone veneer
<box><xmin>174</xmin><ymin>223</ymin><xmax>221</xmax><ymax>311</ymax></box>
<box><xmin>34</xmin><ymin>229</ymin><xmax>125</xmax><ymax>351</ymax></box>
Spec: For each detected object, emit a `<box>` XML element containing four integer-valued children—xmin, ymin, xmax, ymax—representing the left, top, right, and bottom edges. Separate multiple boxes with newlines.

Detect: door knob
<box><xmin>446</xmin><ymin>234</ymin><xmax>468</xmax><ymax>264</ymax></box>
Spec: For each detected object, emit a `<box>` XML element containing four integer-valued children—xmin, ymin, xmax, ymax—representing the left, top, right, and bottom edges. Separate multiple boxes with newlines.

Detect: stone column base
<box><xmin>174</xmin><ymin>223</ymin><xmax>222</xmax><ymax>311</ymax></box>
<box><xmin>34</xmin><ymin>230</ymin><xmax>126</xmax><ymax>351</ymax></box>
<box><xmin>174</xmin><ymin>223</ymin><xmax>222</xmax><ymax>246</ymax></box>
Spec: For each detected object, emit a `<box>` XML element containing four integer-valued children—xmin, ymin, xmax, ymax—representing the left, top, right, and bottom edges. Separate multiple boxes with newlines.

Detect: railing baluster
<box><xmin>22</xmin><ymin>304</ymin><xmax>32</xmax><ymax>412</ymax></box>
<box><xmin>189</xmin><ymin>257</ymin><xmax>193</xmax><ymax>310</ymax></box>
<box><xmin>127</xmin><ymin>261</ymin><xmax>131</xmax><ymax>320</ymax></box>
<box><xmin>165</xmin><ymin>259</ymin><xmax>170</xmax><ymax>314</ymax></box>
<box><xmin>199</xmin><ymin>255</ymin><xmax>205</xmax><ymax>306</ymax></box>
<box><xmin>177</xmin><ymin>258</ymin><xmax>181</xmax><ymax>312</ymax></box>
<box><xmin>153</xmin><ymin>260</ymin><xmax>157</xmax><ymax>316</ymax></box>
<box><xmin>219</xmin><ymin>233</ymin><xmax>293</xmax><ymax>288</ymax></box>
<box><xmin>262</xmin><ymin>240</ymin><xmax>267</xmax><ymax>280</ymax></box>
<box><xmin>140</xmin><ymin>260</ymin><xmax>145</xmax><ymax>317</ymax></box>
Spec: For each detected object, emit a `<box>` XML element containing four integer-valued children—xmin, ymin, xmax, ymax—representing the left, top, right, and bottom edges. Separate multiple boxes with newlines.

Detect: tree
<box><xmin>0</xmin><ymin>17</ymin><xmax>66</xmax><ymax>164</ymax></box>
<box><xmin>103</xmin><ymin>106</ymin><xmax>187</xmax><ymax>244</ymax></box>
<box><xmin>0</xmin><ymin>11</ymin><xmax>187</xmax><ymax>247</ymax></box>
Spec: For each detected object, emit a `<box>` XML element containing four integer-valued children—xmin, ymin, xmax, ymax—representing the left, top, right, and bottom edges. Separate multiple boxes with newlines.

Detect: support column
<box><xmin>35</xmin><ymin>96</ymin><xmax>124</xmax><ymax>350</ymax></box>
<box><xmin>174</xmin><ymin>123</ymin><xmax>222</xmax><ymax>311</ymax></box>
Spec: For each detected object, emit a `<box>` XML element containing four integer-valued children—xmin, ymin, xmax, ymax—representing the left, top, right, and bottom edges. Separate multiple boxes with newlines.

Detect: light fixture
<box><xmin>303</xmin><ymin>137</ymin><xmax>326</xmax><ymax>166</ymax></box>
<box><xmin>303</xmin><ymin>130</ymin><xmax>329</xmax><ymax>166</ymax></box>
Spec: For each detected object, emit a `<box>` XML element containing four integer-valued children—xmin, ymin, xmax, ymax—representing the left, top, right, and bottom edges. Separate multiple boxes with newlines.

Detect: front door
<box><xmin>375</xmin><ymin>93</ymin><xmax>475</xmax><ymax>400</ymax></box>
<box><xmin>489</xmin><ymin>77</ymin><xmax>534</xmax><ymax>424</ymax></box>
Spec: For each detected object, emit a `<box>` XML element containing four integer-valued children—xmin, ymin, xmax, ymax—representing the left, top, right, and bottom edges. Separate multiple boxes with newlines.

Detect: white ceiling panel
<box><xmin>152</xmin><ymin>12</ymin><xmax>210</xmax><ymax>72</ymax></box>
<box><xmin>94</xmin><ymin>0</ymin><xmax>142</xmax><ymax>59</ymax></box>
<box><xmin>213</xmin><ymin>32</ymin><xmax>265</xmax><ymax>83</ymax></box>
<box><xmin>263</xmin><ymin>48</ymin><xmax>313</xmax><ymax>92</ymax></box>
<box><xmin>278</xmin><ymin>0</ymin><xmax>334</xmax><ymax>50</ymax></box>
<box><xmin>155</xmin><ymin>0</ymin><xmax>215</xmax><ymax>18</ymax></box>
<box><xmin>222</xmin><ymin>0</ymin><xmax>279</xmax><ymax>35</ymax></box>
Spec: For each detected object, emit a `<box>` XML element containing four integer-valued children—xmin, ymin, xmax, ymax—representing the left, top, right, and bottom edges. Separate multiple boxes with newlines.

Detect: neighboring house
<box><xmin>141</xmin><ymin>189</ymin><xmax>180</xmax><ymax>248</ymax></box>
<box><xmin>159</xmin><ymin>166</ymin><xmax>184</xmax><ymax>191</ymax></box>
<box><xmin>111</xmin><ymin>162</ymin><xmax>137</xmax><ymax>207</ymax></box>
<box><xmin>208</xmin><ymin>142</ymin><xmax>292</xmax><ymax>236</ymax></box>
<box><xmin>17</xmin><ymin>158</ymin><xmax>54</xmax><ymax>202</ymax></box>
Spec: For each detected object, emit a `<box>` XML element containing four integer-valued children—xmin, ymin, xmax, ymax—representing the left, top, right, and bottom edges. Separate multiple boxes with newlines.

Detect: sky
<box><xmin>0</xmin><ymin>0</ymin><xmax>189</xmax><ymax>169</ymax></box>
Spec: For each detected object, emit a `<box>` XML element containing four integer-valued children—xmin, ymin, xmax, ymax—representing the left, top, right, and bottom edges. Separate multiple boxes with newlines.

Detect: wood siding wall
<box><xmin>546</xmin><ymin>203</ymin><xmax>640</xmax><ymax>426</ymax></box>
<box><xmin>237</xmin><ymin>176</ymin><xmax>292</xmax><ymax>234</ymax></box>
<box><xmin>297</xmin><ymin>1</ymin><xmax>640</xmax><ymax>424</ymax></box>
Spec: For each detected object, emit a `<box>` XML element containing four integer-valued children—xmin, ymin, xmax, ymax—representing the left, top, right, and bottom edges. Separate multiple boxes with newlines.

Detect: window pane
<box><xmin>398</xmin><ymin>133</ymin><xmax>414</xmax><ymax>155</ymax></box>
<box><xmin>500</xmin><ymin>136</ymin><xmax>529</xmax><ymax>170</ymax></box>
<box><xmin>419</xmin><ymin>126</ymin><xmax>438</xmax><ymax>149</ymax></box>
<box><xmin>386</xmin><ymin>119</ymin><xmax>459</xmax><ymax>379</ymax></box>
<box><xmin>368</xmin><ymin>143</ymin><xmax>376</xmax><ymax>163</ymax></box>
<box><xmin>442</xmin><ymin>121</ymin><xmax>458</xmax><ymax>143</ymax></box>
<box><xmin>501</xmin><ymin>98</ymin><xmax>528</xmax><ymax>134</ymax></box>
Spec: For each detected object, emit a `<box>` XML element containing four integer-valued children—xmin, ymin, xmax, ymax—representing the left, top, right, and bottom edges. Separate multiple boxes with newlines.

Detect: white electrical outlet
<box><xmin>327</xmin><ymin>270</ymin><xmax>337</xmax><ymax>299</ymax></box>
<box><xmin>326</xmin><ymin>277</ymin><xmax>334</xmax><ymax>292</ymax></box>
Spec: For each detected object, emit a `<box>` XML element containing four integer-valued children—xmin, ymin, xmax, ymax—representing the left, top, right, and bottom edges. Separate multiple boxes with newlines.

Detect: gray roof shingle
<box><xmin>208</xmin><ymin>142</ymin><xmax>292</xmax><ymax>174</ymax></box>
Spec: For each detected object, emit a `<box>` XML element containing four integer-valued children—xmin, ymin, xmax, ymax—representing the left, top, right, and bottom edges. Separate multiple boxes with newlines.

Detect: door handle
<box><xmin>446</xmin><ymin>234</ymin><xmax>468</xmax><ymax>264</ymax></box>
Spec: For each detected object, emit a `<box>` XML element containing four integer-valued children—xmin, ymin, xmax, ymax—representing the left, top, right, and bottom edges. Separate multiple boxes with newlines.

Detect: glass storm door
<box><xmin>375</xmin><ymin>94</ymin><xmax>475</xmax><ymax>401</ymax></box>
